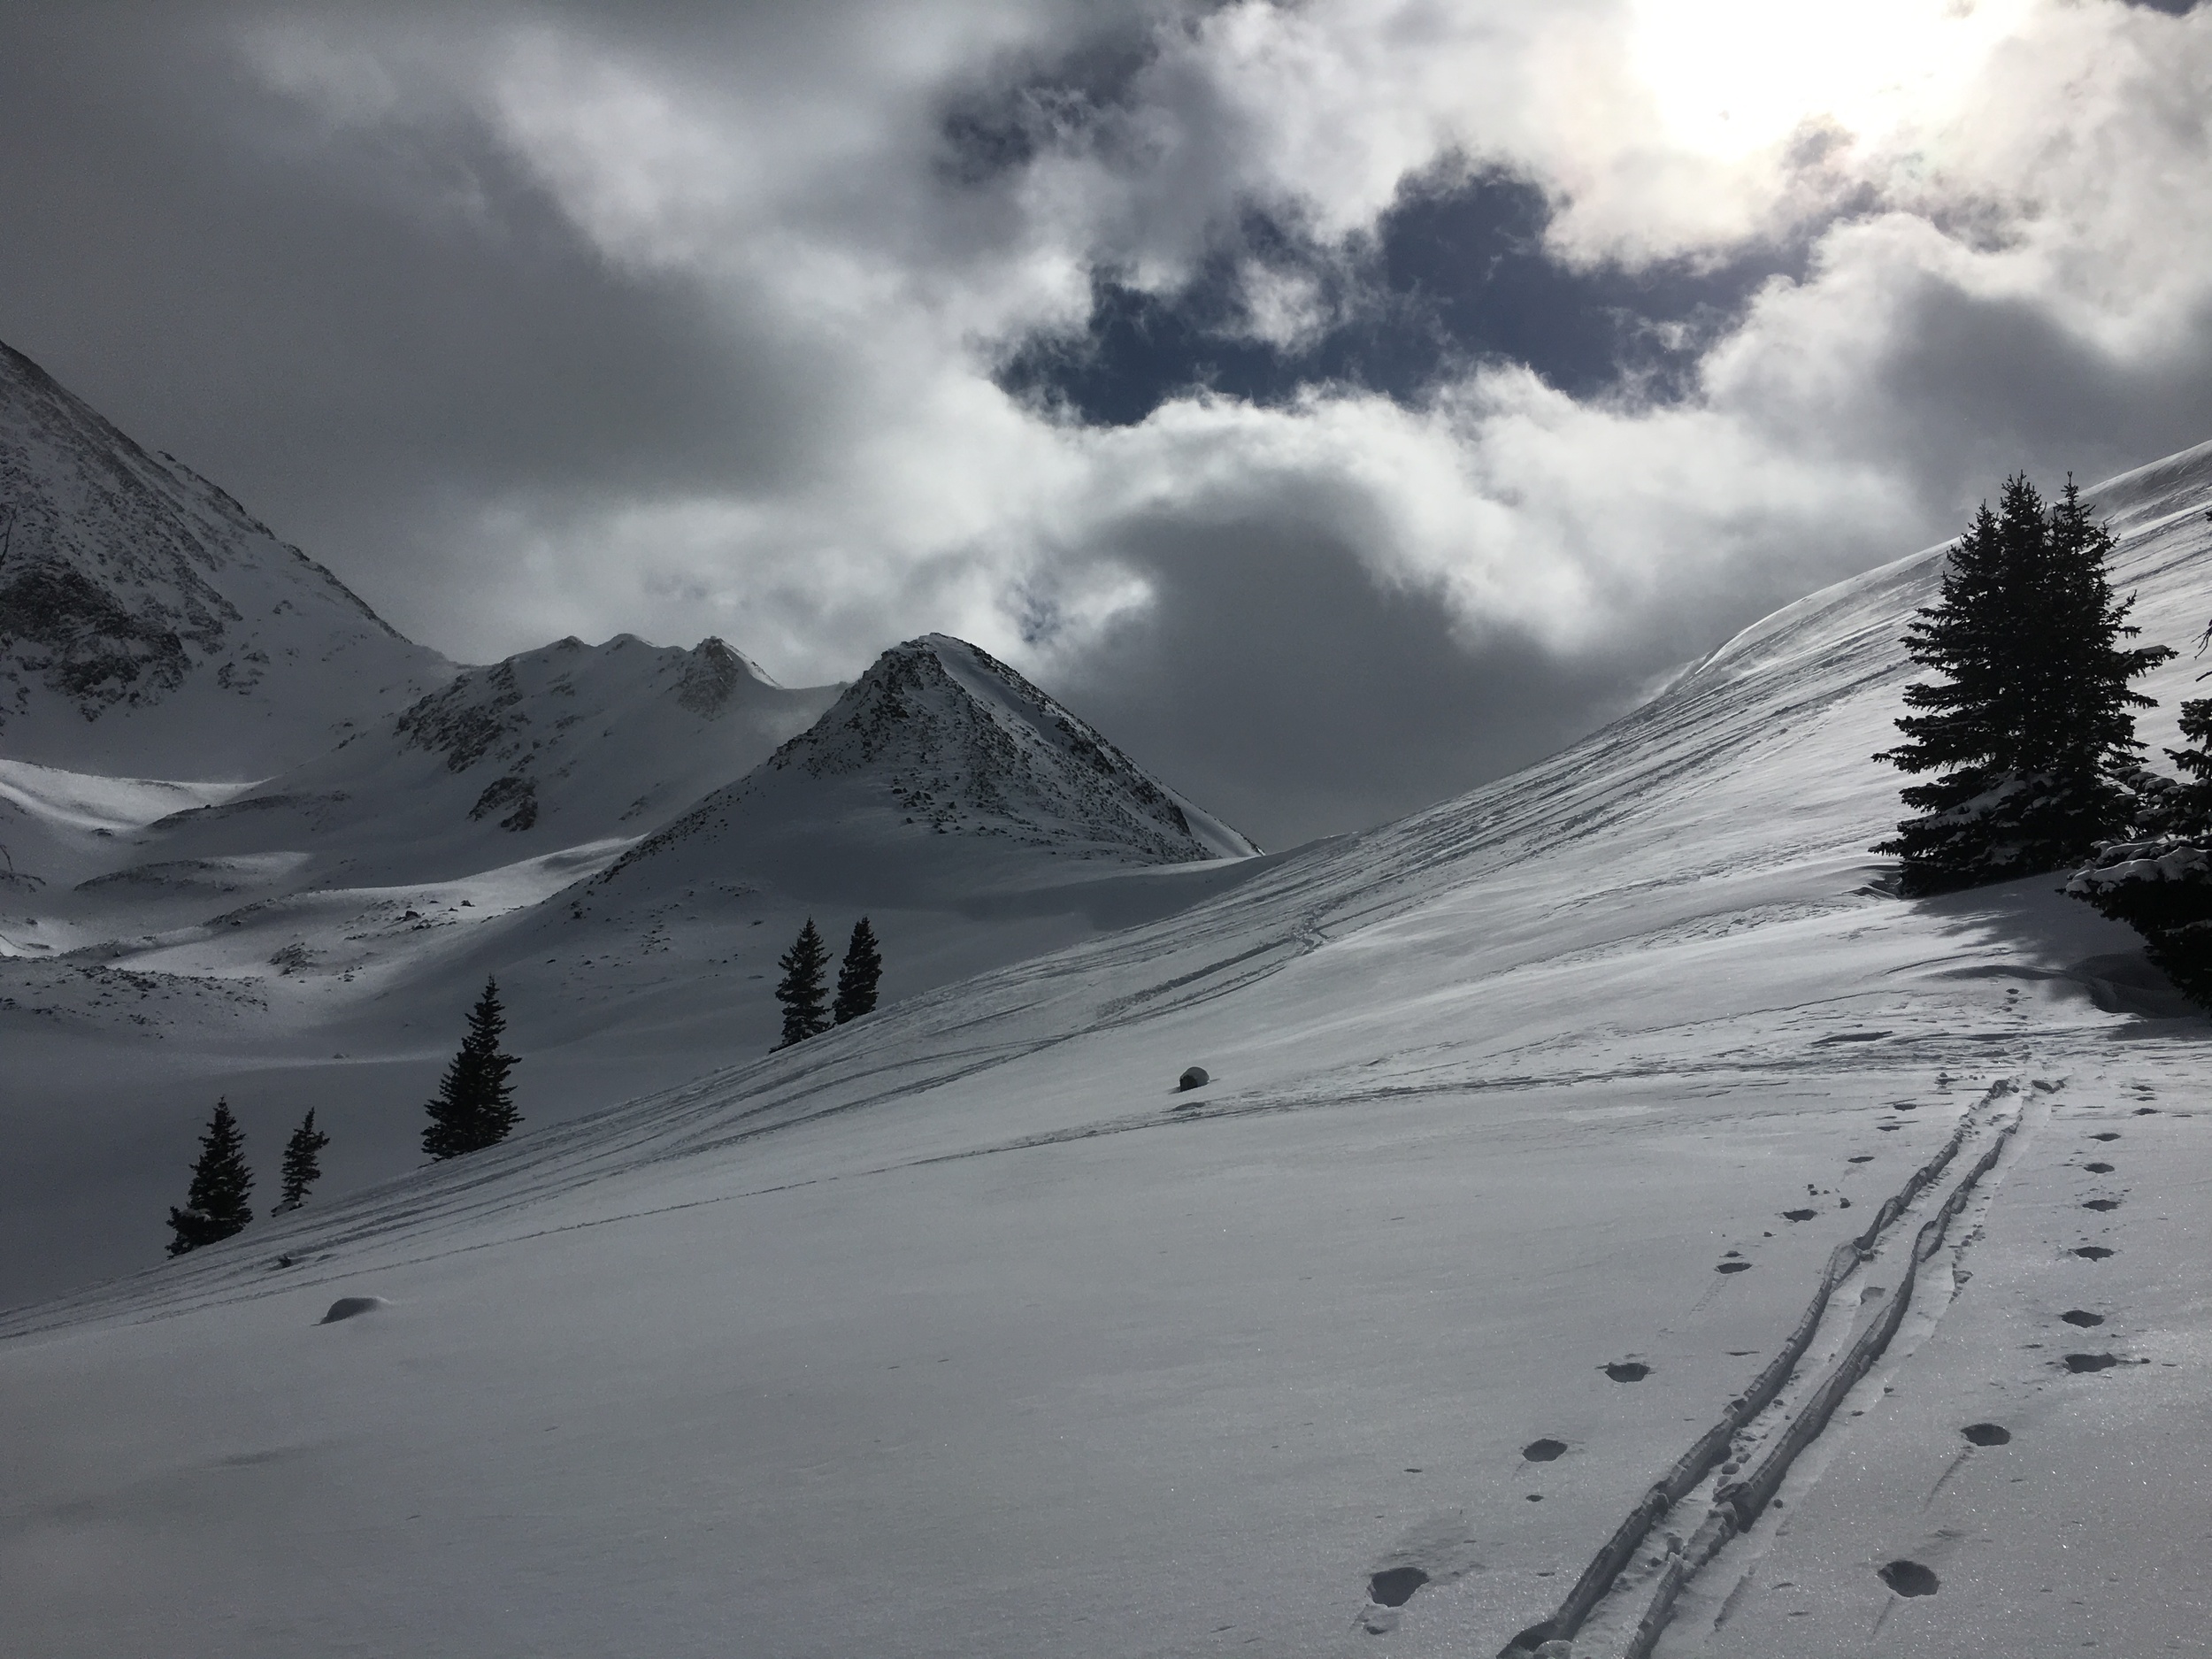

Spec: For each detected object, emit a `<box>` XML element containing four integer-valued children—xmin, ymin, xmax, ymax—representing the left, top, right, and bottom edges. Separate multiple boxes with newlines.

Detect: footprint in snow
<box><xmin>2061</xmin><ymin>1310</ymin><xmax>2106</xmax><ymax>1327</ymax></box>
<box><xmin>2062</xmin><ymin>1353</ymin><xmax>2121</xmax><ymax>1373</ymax></box>
<box><xmin>1879</xmin><ymin>1560</ymin><xmax>1940</xmax><ymax>1597</ymax></box>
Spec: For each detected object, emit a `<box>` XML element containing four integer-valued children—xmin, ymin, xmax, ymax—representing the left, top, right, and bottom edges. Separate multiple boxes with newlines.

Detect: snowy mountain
<box><xmin>595</xmin><ymin>632</ymin><xmax>1256</xmax><ymax>901</ymax></box>
<box><xmin>131</xmin><ymin>631</ymin><xmax>840</xmax><ymax>886</ymax></box>
<box><xmin>10</xmin><ymin>443</ymin><xmax>2210</xmax><ymax>1655</ymax></box>
<box><xmin>0</xmin><ymin>342</ymin><xmax>451</xmax><ymax>777</ymax></box>
<box><xmin>0</xmin><ymin>628</ymin><xmax>1269</xmax><ymax>1302</ymax></box>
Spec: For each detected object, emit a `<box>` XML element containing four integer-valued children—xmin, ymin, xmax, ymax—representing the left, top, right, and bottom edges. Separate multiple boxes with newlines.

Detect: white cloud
<box><xmin>208</xmin><ymin>0</ymin><xmax>2212</xmax><ymax>836</ymax></box>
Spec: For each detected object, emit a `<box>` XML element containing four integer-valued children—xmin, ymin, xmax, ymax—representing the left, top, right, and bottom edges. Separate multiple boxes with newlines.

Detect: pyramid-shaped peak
<box><xmin>754</xmin><ymin>632</ymin><xmax>1257</xmax><ymax>861</ymax></box>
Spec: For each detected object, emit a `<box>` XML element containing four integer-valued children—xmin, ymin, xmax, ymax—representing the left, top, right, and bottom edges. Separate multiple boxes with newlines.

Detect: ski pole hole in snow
<box><xmin>2062</xmin><ymin>1310</ymin><xmax>2107</xmax><ymax>1327</ymax></box>
<box><xmin>1367</xmin><ymin>1567</ymin><xmax>1427</xmax><ymax>1608</ymax></box>
<box><xmin>1176</xmin><ymin>1066</ymin><xmax>1210</xmax><ymax>1092</ymax></box>
<box><xmin>1961</xmin><ymin>1423</ymin><xmax>2012</xmax><ymax>1446</ymax></box>
<box><xmin>2074</xmin><ymin>1246</ymin><xmax>2115</xmax><ymax>1260</ymax></box>
<box><xmin>2063</xmin><ymin>1353</ymin><xmax>2121</xmax><ymax>1373</ymax></box>
<box><xmin>1602</xmin><ymin>1361</ymin><xmax>1651</xmax><ymax>1382</ymax></box>
<box><xmin>2084</xmin><ymin>1161</ymin><xmax>2116</xmax><ymax>1173</ymax></box>
<box><xmin>1878</xmin><ymin>1560</ymin><xmax>1940</xmax><ymax>1597</ymax></box>
<box><xmin>318</xmin><ymin>1295</ymin><xmax>386</xmax><ymax>1325</ymax></box>
<box><xmin>1521</xmin><ymin>1439</ymin><xmax>1568</xmax><ymax>1463</ymax></box>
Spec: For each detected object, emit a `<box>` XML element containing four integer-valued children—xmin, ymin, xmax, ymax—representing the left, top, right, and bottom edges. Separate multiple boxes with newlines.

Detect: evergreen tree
<box><xmin>1876</xmin><ymin>474</ymin><xmax>2170</xmax><ymax>894</ymax></box>
<box><xmin>166</xmin><ymin>1098</ymin><xmax>254</xmax><ymax>1256</ymax></box>
<box><xmin>273</xmin><ymin>1109</ymin><xmax>331</xmax><ymax>1214</ymax></box>
<box><xmin>2069</xmin><ymin>611</ymin><xmax>2212</xmax><ymax>1009</ymax></box>
<box><xmin>833</xmin><ymin>916</ymin><xmax>882</xmax><ymax>1025</ymax></box>
<box><xmin>421</xmin><ymin>977</ymin><xmax>522</xmax><ymax>1160</ymax></box>
<box><xmin>773</xmin><ymin>918</ymin><xmax>832</xmax><ymax>1048</ymax></box>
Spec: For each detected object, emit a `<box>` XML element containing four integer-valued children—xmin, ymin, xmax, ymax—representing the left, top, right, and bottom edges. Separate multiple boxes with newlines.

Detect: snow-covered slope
<box><xmin>5</xmin><ymin>446</ymin><xmax>2212</xmax><ymax>1659</ymax></box>
<box><xmin>0</xmin><ymin>342</ymin><xmax>452</xmax><ymax>777</ymax></box>
<box><xmin>131</xmin><ymin>632</ymin><xmax>839</xmax><ymax>885</ymax></box>
<box><xmin>0</xmin><ymin>634</ymin><xmax>1268</xmax><ymax>1300</ymax></box>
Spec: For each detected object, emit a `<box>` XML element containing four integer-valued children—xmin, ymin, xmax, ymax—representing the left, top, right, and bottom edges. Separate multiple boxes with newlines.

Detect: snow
<box><xmin>4</xmin><ymin>370</ymin><xmax>2212</xmax><ymax>1655</ymax></box>
<box><xmin>0</xmin><ymin>342</ymin><xmax>452</xmax><ymax>778</ymax></box>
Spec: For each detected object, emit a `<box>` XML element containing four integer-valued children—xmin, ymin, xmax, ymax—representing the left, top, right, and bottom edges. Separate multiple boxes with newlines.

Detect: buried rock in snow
<box><xmin>319</xmin><ymin>1295</ymin><xmax>388</xmax><ymax>1325</ymax></box>
<box><xmin>1177</xmin><ymin>1066</ymin><xmax>1210</xmax><ymax>1091</ymax></box>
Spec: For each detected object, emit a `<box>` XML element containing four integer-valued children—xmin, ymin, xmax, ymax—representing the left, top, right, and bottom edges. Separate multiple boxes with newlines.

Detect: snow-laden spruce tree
<box><xmin>421</xmin><ymin>977</ymin><xmax>521</xmax><ymax>1160</ymax></box>
<box><xmin>2069</xmin><ymin>598</ymin><xmax>2212</xmax><ymax>1007</ymax></box>
<box><xmin>833</xmin><ymin>917</ymin><xmax>882</xmax><ymax>1025</ymax></box>
<box><xmin>272</xmin><ymin>1109</ymin><xmax>331</xmax><ymax>1214</ymax></box>
<box><xmin>773</xmin><ymin>918</ymin><xmax>832</xmax><ymax>1049</ymax></box>
<box><xmin>166</xmin><ymin>1098</ymin><xmax>254</xmax><ymax>1256</ymax></box>
<box><xmin>1876</xmin><ymin>475</ymin><xmax>2171</xmax><ymax>895</ymax></box>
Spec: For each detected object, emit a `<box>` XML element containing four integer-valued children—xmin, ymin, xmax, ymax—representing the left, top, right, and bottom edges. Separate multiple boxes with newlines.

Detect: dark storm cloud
<box><xmin>0</xmin><ymin>5</ymin><xmax>844</xmax><ymax>639</ymax></box>
<box><xmin>1048</xmin><ymin>517</ymin><xmax>1635</xmax><ymax>850</ymax></box>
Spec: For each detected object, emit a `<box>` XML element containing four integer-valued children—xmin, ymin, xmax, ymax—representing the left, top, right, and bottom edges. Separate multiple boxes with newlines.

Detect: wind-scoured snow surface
<box><xmin>5</xmin><ymin>448</ymin><xmax>2212</xmax><ymax>1658</ymax></box>
<box><xmin>0</xmin><ymin>342</ymin><xmax>451</xmax><ymax>777</ymax></box>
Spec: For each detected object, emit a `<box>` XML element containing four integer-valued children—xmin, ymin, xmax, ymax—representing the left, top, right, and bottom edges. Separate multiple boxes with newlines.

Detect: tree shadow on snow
<box><xmin>1898</xmin><ymin>872</ymin><xmax>2208</xmax><ymax>1032</ymax></box>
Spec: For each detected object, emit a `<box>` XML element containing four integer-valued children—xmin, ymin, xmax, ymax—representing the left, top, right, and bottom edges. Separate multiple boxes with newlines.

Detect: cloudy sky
<box><xmin>4</xmin><ymin>1</ymin><xmax>2208</xmax><ymax>846</ymax></box>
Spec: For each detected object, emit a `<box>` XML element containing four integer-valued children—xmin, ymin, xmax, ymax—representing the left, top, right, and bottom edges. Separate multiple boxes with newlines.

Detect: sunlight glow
<box><xmin>1627</xmin><ymin>0</ymin><xmax>2035</xmax><ymax>159</ymax></box>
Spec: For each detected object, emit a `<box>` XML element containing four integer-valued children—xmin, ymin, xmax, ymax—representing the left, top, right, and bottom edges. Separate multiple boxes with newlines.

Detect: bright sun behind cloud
<box><xmin>1626</xmin><ymin>0</ymin><xmax>2034</xmax><ymax>159</ymax></box>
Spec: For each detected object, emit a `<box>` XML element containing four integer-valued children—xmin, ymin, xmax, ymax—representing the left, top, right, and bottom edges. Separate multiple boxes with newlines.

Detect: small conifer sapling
<box><xmin>833</xmin><ymin>917</ymin><xmax>882</xmax><ymax>1025</ymax></box>
<box><xmin>273</xmin><ymin>1109</ymin><xmax>331</xmax><ymax>1214</ymax></box>
<box><xmin>421</xmin><ymin>977</ymin><xmax>522</xmax><ymax>1160</ymax></box>
<box><xmin>773</xmin><ymin>918</ymin><xmax>832</xmax><ymax>1048</ymax></box>
<box><xmin>166</xmin><ymin>1098</ymin><xmax>255</xmax><ymax>1256</ymax></box>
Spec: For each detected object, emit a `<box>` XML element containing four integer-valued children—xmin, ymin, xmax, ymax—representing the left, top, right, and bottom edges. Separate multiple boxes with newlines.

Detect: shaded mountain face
<box><xmin>0</xmin><ymin>342</ymin><xmax>449</xmax><ymax>777</ymax></box>
<box><xmin>604</xmin><ymin>633</ymin><xmax>1258</xmax><ymax>902</ymax></box>
<box><xmin>127</xmin><ymin>633</ymin><xmax>841</xmax><ymax>886</ymax></box>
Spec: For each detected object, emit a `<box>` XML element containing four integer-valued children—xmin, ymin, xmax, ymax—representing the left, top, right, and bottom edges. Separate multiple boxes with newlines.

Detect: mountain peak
<box><xmin>0</xmin><ymin>340</ymin><xmax>449</xmax><ymax>775</ymax></box>
<box><xmin>780</xmin><ymin>633</ymin><xmax>1256</xmax><ymax>860</ymax></box>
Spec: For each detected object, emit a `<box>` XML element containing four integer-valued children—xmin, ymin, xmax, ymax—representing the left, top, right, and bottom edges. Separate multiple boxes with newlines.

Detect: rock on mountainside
<box><xmin>0</xmin><ymin>342</ymin><xmax>450</xmax><ymax>776</ymax></box>
<box><xmin>603</xmin><ymin>633</ymin><xmax>1257</xmax><ymax>898</ymax></box>
<box><xmin>128</xmin><ymin>632</ymin><xmax>841</xmax><ymax>886</ymax></box>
